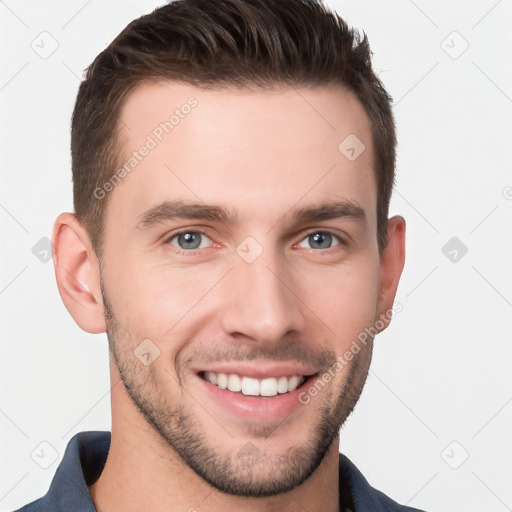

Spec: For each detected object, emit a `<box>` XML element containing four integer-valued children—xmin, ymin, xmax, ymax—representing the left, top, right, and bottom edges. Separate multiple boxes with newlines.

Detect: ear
<box><xmin>52</xmin><ymin>212</ymin><xmax>106</xmax><ymax>334</ymax></box>
<box><xmin>376</xmin><ymin>215</ymin><xmax>406</xmax><ymax>332</ymax></box>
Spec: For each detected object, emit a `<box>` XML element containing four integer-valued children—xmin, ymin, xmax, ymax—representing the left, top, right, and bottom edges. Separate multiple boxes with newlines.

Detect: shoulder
<box><xmin>9</xmin><ymin>431</ymin><xmax>111</xmax><ymax>512</ymax></box>
<box><xmin>11</xmin><ymin>498</ymin><xmax>45</xmax><ymax>512</ymax></box>
<box><xmin>340</xmin><ymin>453</ymin><xmax>429</xmax><ymax>512</ymax></box>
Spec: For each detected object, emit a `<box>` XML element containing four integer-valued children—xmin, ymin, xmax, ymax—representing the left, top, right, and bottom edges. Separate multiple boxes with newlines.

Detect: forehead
<box><xmin>106</xmin><ymin>81</ymin><xmax>376</xmax><ymax>232</ymax></box>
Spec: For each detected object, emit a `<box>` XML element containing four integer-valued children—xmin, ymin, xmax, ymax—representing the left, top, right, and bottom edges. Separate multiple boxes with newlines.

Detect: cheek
<box><xmin>302</xmin><ymin>260</ymin><xmax>380</xmax><ymax>348</ymax></box>
<box><xmin>109</xmin><ymin>260</ymin><xmax>224</xmax><ymax>340</ymax></box>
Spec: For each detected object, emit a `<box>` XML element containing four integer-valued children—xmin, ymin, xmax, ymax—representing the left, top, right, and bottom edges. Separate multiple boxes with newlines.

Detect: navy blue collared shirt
<box><xmin>13</xmin><ymin>431</ymin><xmax>427</xmax><ymax>512</ymax></box>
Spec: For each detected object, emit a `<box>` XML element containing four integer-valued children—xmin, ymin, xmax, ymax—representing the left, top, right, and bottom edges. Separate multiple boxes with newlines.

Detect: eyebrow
<box><xmin>134</xmin><ymin>199</ymin><xmax>367</xmax><ymax>231</ymax></box>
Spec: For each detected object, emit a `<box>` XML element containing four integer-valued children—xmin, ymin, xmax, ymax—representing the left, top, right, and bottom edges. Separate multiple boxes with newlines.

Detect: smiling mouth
<box><xmin>199</xmin><ymin>371</ymin><xmax>316</xmax><ymax>398</ymax></box>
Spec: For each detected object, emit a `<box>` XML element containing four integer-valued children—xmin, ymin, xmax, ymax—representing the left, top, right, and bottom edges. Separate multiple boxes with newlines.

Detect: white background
<box><xmin>1</xmin><ymin>1</ymin><xmax>511</xmax><ymax>511</ymax></box>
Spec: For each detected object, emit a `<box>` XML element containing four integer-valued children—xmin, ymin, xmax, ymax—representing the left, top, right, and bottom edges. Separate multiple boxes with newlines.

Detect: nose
<box><xmin>220</xmin><ymin>249</ymin><xmax>306</xmax><ymax>349</ymax></box>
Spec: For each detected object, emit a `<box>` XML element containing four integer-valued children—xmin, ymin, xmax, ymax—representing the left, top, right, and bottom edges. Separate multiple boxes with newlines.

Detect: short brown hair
<box><xmin>71</xmin><ymin>0</ymin><xmax>396</xmax><ymax>258</ymax></box>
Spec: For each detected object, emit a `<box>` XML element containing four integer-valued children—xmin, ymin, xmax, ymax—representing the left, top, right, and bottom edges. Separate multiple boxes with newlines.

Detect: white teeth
<box><xmin>260</xmin><ymin>377</ymin><xmax>278</xmax><ymax>397</ymax></box>
<box><xmin>287</xmin><ymin>375</ymin><xmax>300</xmax><ymax>392</ymax></box>
<box><xmin>242</xmin><ymin>377</ymin><xmax>260</xmax><ymax>396</ymax></box>
<box><xmin>277</xmin><ymin>376</ymin><xmax>288</xmax><ymax>393</ymax></box>
<box><xmin>217</xmin><ymin>372</ymin><xmax>228</xmax><ymax>389</ymax></box>
<box><xmin>228</xmin><ymin>374</ymin><xmax>242</xmax><ymax>392</ymax></box>
<box><xmin>203</xmin><ymin>372</ymin><xmax>306</xmax><ymax>397</ymax></box>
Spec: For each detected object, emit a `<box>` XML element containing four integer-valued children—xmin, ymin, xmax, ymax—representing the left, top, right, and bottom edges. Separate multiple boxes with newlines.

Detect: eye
<box><xmin>166</xmin><ymin>230</ymin><xmax>213</xmax><ymax>251</ymax></box>
<box><xmin>297</xmin><ymin>231</ymin><xmax>343</xmax><ymax>250</ymax></box>
<box><xmin>164</xmin><ymin>229</ymin><xmax>345</xmax><ymax>255</ymax></box>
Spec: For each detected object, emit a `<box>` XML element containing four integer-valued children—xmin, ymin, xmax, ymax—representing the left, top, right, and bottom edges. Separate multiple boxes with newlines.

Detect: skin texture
<box><xmin>52</xmin><ymin>82</ymin><xmax>406</xmax><ymax>512</ymax></box>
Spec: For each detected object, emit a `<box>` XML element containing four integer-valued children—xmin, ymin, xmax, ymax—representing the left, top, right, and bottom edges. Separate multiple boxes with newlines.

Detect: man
<box><xmin>15</xmin><ymin>0</ymin><xmax>424</xmax><ymax>510</ymax></box>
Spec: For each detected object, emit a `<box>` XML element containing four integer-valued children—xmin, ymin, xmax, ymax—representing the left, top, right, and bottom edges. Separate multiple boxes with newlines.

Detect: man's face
<box><xmin>99</xmin><ymin>82</ymin><xmax>382</xmax><ymax>496</ymax></box>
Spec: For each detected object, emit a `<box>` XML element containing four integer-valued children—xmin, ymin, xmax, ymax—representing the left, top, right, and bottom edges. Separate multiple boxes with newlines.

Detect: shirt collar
<box><xmin>24</xmin><ymin>430</ymin><xmax>417</xmax><ymax>512</ymax></box>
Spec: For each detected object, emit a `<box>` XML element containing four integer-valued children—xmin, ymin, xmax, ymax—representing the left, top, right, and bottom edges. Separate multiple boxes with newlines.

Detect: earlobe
<box><xmin>52</xmin><ymin>213</ymin><xmax>106</xmax><ymax>334</ymax></box>
<box><xmin>376</xmin><ymin>215</ymin><xmax>406</xmax><ymax>332</ymax></box>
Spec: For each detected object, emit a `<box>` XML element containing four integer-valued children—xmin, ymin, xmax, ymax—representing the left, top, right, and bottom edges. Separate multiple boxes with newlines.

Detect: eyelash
<box><xmin>164</xmin><ymin>229</ymin><xmax>347</xmax><ymax>256</ymax></box>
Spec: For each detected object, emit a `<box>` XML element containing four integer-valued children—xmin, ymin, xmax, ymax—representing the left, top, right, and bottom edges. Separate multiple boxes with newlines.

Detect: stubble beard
<box><xmin>100</xmin><ymin>277</ymin><xmax>373</xmax><ymax>497</ymax></box>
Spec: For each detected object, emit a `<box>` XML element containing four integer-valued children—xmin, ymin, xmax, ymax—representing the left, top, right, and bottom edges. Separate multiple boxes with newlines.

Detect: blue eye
<box><xmin>168</xmin><ymin>231</ymin><xmax>212</xmax><ymax>251</ymax></box>
<box><xmin>297</xmin><ymin>231</ymin><xmax>342</xmax><ymax>250</ymax></box>
<box><xmin>165</xmin><ymin>229</ymin><xmax>344</xmax><ymax>255</ymax></box>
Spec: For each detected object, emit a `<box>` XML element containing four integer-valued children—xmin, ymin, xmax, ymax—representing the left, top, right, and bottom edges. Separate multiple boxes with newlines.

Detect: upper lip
<box><xmin>193</xmin><ymin>363</ymin><xmax>320</xmax><ymax>380</ymax></box>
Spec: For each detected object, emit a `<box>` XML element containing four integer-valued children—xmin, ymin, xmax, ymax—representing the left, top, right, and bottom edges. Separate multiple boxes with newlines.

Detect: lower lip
<box><xmin>194</xmin><ymin>373</ymin><xmax>314</xmax><ymax>423</ymax></box>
